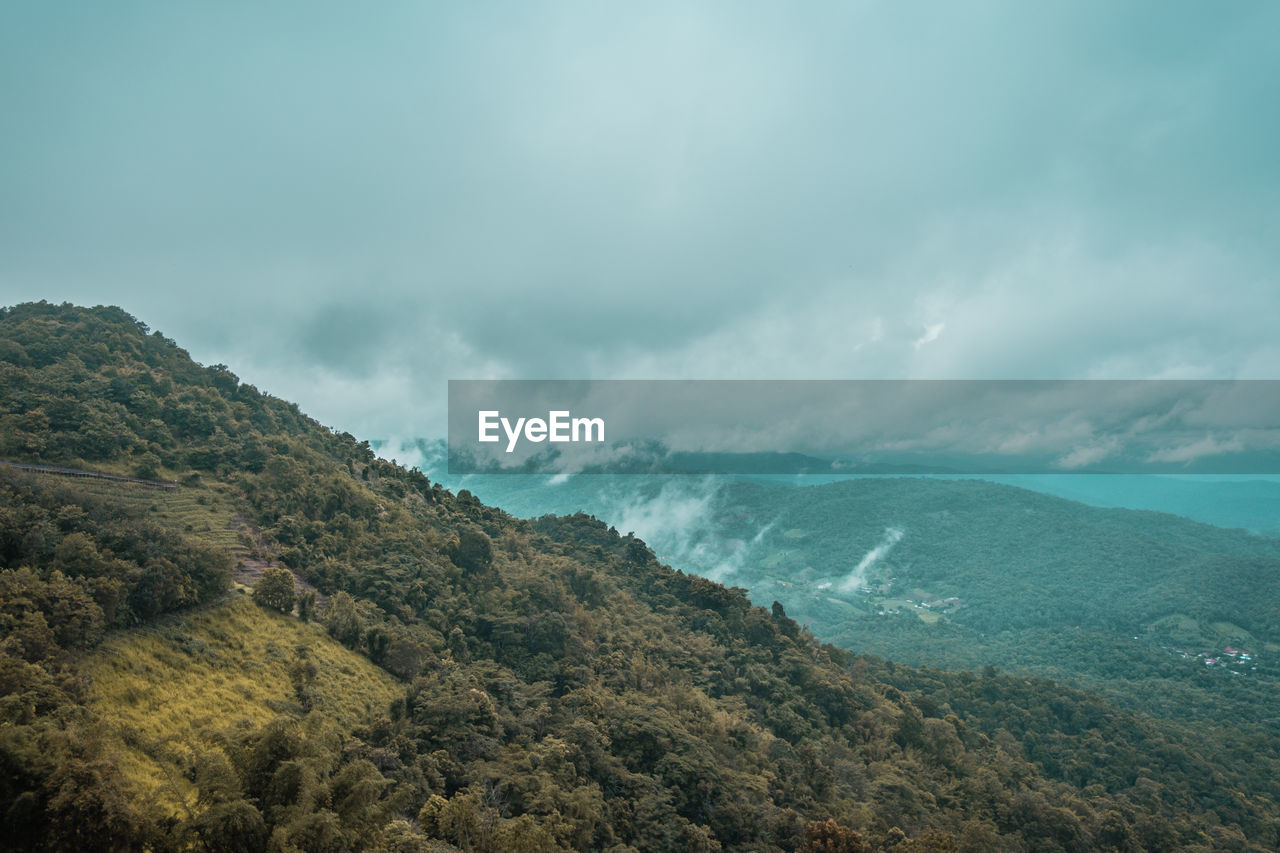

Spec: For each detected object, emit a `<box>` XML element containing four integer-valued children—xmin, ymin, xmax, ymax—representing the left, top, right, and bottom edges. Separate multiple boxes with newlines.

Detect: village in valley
<box><xmin>1138</xmin><ymin>613</ymin><xmax>1276</xmax><ymax>679</ymax></box>
<box><xmin>1175</xmin><ymin>644</ymin><xmax>1259</xmax><ymax>675</ymax></box>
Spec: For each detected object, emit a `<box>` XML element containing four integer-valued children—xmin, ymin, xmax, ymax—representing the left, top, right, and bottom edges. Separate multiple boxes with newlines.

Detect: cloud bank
<box><xmin>2</xmin><ymin>1</ymin><xmax>1277</xmax><ymax>440</ymax></box>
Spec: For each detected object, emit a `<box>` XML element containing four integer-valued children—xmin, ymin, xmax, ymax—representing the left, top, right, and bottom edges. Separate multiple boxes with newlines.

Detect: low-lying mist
<box><xmin>838</xmin><ymin>526</ymin><xmax>904</xmax><ymax>593</ymax></box>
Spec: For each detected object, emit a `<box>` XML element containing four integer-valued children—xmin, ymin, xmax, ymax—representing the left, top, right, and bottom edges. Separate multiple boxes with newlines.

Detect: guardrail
<box><xmin>0</xmin><ymin>460</ymin><xmax>179</xmax><ymax>489</ymax></box>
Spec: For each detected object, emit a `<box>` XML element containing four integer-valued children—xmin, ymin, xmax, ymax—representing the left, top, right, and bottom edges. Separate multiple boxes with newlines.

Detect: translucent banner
<box><xmin>447</xmin><ymin>380</ymin><xmax>1280</xmax><ymax>475</ymax></box>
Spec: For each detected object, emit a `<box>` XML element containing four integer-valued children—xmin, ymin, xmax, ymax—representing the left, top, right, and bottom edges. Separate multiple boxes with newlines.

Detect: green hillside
<box><xmin>2</xmin><ymin>302</ymin><xmax>1277</xmax><ymax>851</ymax></box>
<box><xmin>453</xmin><ymin>474</ymin><xmax>1280</xmax><ymax>725</ymax></box>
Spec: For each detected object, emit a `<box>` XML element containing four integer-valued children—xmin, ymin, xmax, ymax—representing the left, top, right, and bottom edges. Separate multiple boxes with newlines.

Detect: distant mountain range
<box><xmin>439</xmin><ymin>470</ymin><xmax>1280</xmax><ymax>729</ymax></box>
<box><xmin>395</xmin><ymin>437</ymin><xmax>1280</xmax><ymax>536</ymax></box>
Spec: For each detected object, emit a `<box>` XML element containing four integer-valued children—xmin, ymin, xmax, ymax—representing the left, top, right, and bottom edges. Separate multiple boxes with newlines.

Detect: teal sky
<box><xmin>2</xmin><ymin>2</ymin><xmax>1278</xmax><ymax>439</ymax></box>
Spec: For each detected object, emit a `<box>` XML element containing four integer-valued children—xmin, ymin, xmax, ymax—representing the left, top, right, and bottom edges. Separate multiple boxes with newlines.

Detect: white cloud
<box><xmin>913</xmin><ymin>323</ymin><xmax>946</xmax><ymax>350</ymax></box>
<box><xmin>1054</xmin><ymin>439</ymin><xmax>1121</xmax><ymax>470</ymax></box>
<box><xmin>1146</xmin><ymin>435</ymin><xmax>1245</xmax><ymax>465</ymax></box>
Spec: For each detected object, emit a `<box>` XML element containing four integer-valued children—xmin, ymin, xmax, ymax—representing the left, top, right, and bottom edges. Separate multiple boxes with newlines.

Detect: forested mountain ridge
<box><xmin>1</xmin><ymin>301</ymin><xmax>1276</xmax><ymax>852</ymax></box>
<box><xmin>452</xmin><ymin>472</ymin><xmax>1280</xmax><ymax>730</ymax></box>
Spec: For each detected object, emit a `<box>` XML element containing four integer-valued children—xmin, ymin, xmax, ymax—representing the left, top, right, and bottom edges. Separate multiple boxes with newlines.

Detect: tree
<box><xmin>324</xmin><ymin>591</ymin><xmax>362</xmax><ymax>648</ymax></box>
<box><xmin>297</xmin><ymin>590</ymin><xmax>316</xmax><ymax>623</ymax></box>
<box><xmin>132</xmin><ymin>452</ymin><xmax>161</xmax><ymax>481</ymax></box>
<box><xmin>801</xmin><ymin>819</ymin><xmax>872</xmax><ymax>853</ymax></box>
<box><xmin>365</xmin><ymin>627</ymin><xmax>390</xmax><ymax>664</ymax></box>
<box><xmin>454</xmin><ymin>529</ymin><xmax>493</xmax><ymax>572</ymax></box>
<box><xmin>290</xmin><ymin>646</ymin><xmax>319</xmax><ymax>712</ymax></box>
<box><xmin>188</xmin><ymin>799</ymin><xmax>267</xmax><ymax>853</ymax></box>
<box><xmin>195</xmin><ymin>750</ymin><xmax>242</xmax><ymax>806</ymax></box>
<box><xmin>253</xmin><ymin>567</ymin><xmax>296</xmax><ymax>614</ymax></box>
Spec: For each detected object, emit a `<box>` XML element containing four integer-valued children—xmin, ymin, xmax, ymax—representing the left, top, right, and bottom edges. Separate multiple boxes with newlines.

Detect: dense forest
<box><xmin>454</xmin><ymin>474</ymin><xmax>1280</xmax><ymax>726</ymax></box>
<box><xmin>2</xmin><ymin>301</ymin><xmax>1278</xmax><ymax>851</ymax></box>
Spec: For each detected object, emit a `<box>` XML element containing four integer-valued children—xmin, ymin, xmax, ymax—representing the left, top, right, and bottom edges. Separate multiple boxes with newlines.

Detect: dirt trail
<box><xmin>231</xmin><ymin>516</ymin><xmax>328</xmax><ymax>612</ymax></box>
<box><xmin>234</xmin><ymin>555</ymin><xmax>328</xmax><ymax>611</ymax></box>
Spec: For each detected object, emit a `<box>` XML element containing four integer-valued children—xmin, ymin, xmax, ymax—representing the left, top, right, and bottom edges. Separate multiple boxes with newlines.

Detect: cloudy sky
<box><xmin>2</xmin><ymin>1</ymin><xmax>1277</xmax><ymax>440</ymax></box>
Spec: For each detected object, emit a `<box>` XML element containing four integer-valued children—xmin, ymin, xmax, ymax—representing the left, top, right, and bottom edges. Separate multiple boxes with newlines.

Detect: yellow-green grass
<box><xmin>1207</xmin><ymin>621</ymin><xmax>1254</xmax><ymax>643</ymax></box>
<box><xmin>1152</xmin><ymin>613</ymin><xmax>1200</xmax><ymax>633</ymax></box>
<box><xmin>68</xmin><ymin>477</ymin><xmax>244</xmax><ymax>554</ymax></box>
<box><xmin>82</xmin><ymin>595</ymin><xmax>403</xmax><ymax>816</ymax></box>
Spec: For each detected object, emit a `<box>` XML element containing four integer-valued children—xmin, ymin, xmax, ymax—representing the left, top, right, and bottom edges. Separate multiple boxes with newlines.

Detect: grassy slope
<box><xmin>82</xmin><ymin>595</ymin><xmax>402</xmax><ymax>818</ymax></box>
<box><xmin>65</xmin><ymin>477</ymin><xmax>245</xmax><ymax>556</ymax></box>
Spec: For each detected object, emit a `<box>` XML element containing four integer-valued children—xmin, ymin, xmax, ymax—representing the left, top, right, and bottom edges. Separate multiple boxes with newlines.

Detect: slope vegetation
<box><xmin>83</xmin><ymin>595</ymin><xmax>402</xmax><ymax>818</ymax></box>
<box><xmin>0</xmin><ymin>301</ymin><xmax>1275</xmax><ymax>851</ymax></box>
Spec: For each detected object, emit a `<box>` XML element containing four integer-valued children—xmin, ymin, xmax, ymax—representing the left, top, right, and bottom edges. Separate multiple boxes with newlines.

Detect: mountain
<box><xmin>438</xmin><ymin>461</ymin><xmax>1280</xmax><ymax>540</ymax></box>
<box><xmin>2</xmin><ymin>301</ymin><xmax>1278</xmax><ymax>851</ymax></box>
<box><xmin>448</xmin><ymin>473</ymin><xmax>1280</xmax><ymax>713</ymax></box>
<box><xmin>982</xmin><ymin>474</ymin><xmax>1280</xmax><ymax>537</ymax></box>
